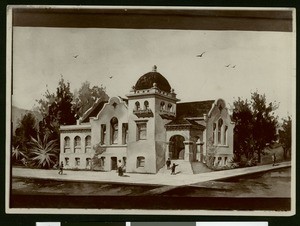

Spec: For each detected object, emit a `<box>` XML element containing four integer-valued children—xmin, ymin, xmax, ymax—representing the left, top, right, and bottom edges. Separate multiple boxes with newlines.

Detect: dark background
<box><xmin>0</xmin><ymin>0</ymin><xmax>298</xmax><ymax>225</ymax></box>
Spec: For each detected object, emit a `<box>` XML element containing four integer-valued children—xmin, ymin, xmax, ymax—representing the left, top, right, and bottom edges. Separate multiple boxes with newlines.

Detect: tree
<box><xmin>73</xmin><ymin>81</ymin><xmax>109</xmax><ymax>117</ymax></box>
<box><xmin>279</xmin><ymin>116</ymin><xmax>292</xmax><ymax>160</ymax></box>
<box><xmin>232</xmin><ymin>92</ymin><xmax>278</xmax><ymax>163</ymax></box>
<box><xmin>12</xmin><ymin>113</ymin><xmax>38</xmax><ymax>163</ymax></box>
<box><xmin>38</xmin><ymin>77</ymin><xmax>77</xmax><ymax>141</ymax></box>
<box><xmin>29</xmin><ymin>134</ymin><xmax>59</xmax><ymax>169</ymax></box>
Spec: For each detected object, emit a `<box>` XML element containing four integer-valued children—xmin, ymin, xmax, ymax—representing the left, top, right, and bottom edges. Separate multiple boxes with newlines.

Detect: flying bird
<box><xmin>232</xmin><ymin>65</ymin><xmax>236</xmax><ymax>68</ymax></box>
<box><xmin>109</xmin><ymin>76</ymin><xmax>113</xmax><ymax>79</ymax></box>
<box><xmin>73</xmin><ymin>55</ymin><xmax>79</xmax><ymax>58</ymax></box>
<box><xmin>225</xmin><ymin>64</ymin><xmax>231</xmax><ymax>67</ymax></box>
<box><xmin>196</xmin><ymin>52</ymin><xmax>206</xmax><ymax>57</ymax></box>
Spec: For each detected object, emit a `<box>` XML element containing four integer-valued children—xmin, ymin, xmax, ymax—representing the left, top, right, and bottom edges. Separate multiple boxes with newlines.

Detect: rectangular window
<box><xmin>101</xmin><ymin>124</ymin><xmax>106</xmax><ymax>144</ymax></box>
<box><xmin>122</xmin><ymin>123</ymin><xmax>128</xmax><ymax>144</ymax></box>
<box><xmin>137</xmin><ymin>156</ymin><xmax>145</xmax><ymax>168</ymax></box>
<box><xmin>137</xmin><ymin>122</ymin><xmax>147</xmax><ymax>140</ymax></box>
<box><xmin>100</xmin><ymin>157</ymin><xmax>105</xmax><ymax>168</ymax></box>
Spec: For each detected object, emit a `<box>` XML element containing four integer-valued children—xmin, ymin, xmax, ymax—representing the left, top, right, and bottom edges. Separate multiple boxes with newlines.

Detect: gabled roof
<box><xmin>176</xmin><ymin>100</ymin><xmax>214</xmax><ymax>119</ymax></box>
<box><xmin>118</xmin><ymin>96</ymin><xmax>128</xmax><ymax>105</ymax></box>
<box><xmin>165</xmin><ymin>100</ymin><xmax>214</xmax><ymax>130</ymax></box>
<box><xmin>165</xmin><ymin>118</ymin><xmax>205</xmax><ymax>130</ymax></box>
<box><xmin>81</xmin><ymin>101</ymin><xmax>108</xmax><ymax>123</ymax></box>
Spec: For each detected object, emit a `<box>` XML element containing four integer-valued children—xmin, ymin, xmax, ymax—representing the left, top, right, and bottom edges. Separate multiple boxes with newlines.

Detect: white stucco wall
<box><xmin>205</xmin><ymin>99</ymin><xmax>235</xmax><ymax>167</ymax></box>
<box><xmin>59</xmin><ymin>127</ymin><xmax>92</xmax><ymax>169</ymax></box>
<box><xmin>90</xmin><ymin>97</ymin><xmax>128</xmax><ymax>171</ymax></box>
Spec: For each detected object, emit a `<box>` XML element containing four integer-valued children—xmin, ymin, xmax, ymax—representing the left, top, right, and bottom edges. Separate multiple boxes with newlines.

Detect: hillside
<box><xmin>11</xmin><ymin>105</ymin><xmax>42</xmax><ymax>134</ymax></box>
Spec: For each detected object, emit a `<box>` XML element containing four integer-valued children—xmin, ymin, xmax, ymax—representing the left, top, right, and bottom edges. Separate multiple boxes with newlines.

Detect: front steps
<box><xmin>157</xmin><ymin>160</ymin><xmax>193</xmax><ymax>175</ymax></box>
<box><xmin>158</xmin><ymin>160</ymin><xmax>213</xmax><ymax>175</ymax></box>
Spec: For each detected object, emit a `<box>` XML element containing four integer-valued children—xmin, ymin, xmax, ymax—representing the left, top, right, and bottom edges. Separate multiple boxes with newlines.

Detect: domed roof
<box><xmin>135</xmin><ymin>65</ymin><xmax>171</xmax><ymax>93</ymax></box>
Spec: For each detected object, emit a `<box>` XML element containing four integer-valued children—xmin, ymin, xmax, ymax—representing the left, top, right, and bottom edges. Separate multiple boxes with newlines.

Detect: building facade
<box><xmin>59</xmin><ymin>66</ymin><xmax>235</xmax><ymax>174</ymax></box>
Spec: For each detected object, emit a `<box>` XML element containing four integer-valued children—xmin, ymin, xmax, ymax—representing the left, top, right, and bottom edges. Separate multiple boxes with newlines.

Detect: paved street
<box><xmin>12</xmin><ymin>161</ymin><xmax>291</xmax><ymax>187</ymax></box>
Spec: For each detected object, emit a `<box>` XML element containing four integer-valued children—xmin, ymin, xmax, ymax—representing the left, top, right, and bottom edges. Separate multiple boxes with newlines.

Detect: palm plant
<box><xmin>29</xmin><ymin>134</ymin><xmax>59</xmax><ymax>169</ymax></box>
<box><xmin>11</xmin><ymin>146</ymin><xmax>28</xmax><ymax>166</ymax></box>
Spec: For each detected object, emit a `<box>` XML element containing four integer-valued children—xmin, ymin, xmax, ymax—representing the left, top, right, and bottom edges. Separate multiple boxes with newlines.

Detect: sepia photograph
<box><xmin>6</xmin><ymin>6</ymin><xmax>295</xmax><ymax>215</ymax></box>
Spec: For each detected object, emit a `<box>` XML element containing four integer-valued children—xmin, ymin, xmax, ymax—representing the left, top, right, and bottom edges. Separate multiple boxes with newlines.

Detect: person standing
<box><xmin>166</xmin><ymin>158</ymin><xmax>171</xmax><ymax>169</ymax></box>
<box><xmin>171</xmin><ymin>163</ymin><xmax>178</xmax><ymax>175</ymax></box>
<box><xmin>117</xmin><ymin>160</ymin><xmax>123</xmax><ymax>176</ymax></box>
<box><xmin>272</xmin><ymin>153</ymin><xmax>276</xmax><ymax>166</ymax></box>
<box><xmin>58</xmin><ymin>161</ymin><xmax>64</xmax><ymax>175</ymax></box>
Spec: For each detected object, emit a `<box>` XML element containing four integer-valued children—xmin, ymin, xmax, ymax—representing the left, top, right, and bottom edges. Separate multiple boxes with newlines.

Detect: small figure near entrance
<box><xmin>171</xmin><ymin>163</ymin><xmax>179</xmax><ymax>175</ymax></box>
<box><xmin>166</xmin><ymin>158</ymin><xmax>171</xmax><ymax>169</ymax></box>
<box><xmin>117</xmin><ymin>160</ymin><xmax>123</xmax><ymax>176</ymax></box>
<box><xmin>58</xmin><ymin>161</ymin><xmax>64</xmax><ymax>175</ymax></box>
<box><xmin>272</xmin><ymin>153</ymin><xmax>276</xmax><ymax>166</ymax></box>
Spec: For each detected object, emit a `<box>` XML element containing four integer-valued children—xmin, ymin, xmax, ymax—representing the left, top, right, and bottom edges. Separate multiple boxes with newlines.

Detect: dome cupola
<box><xmin>135</xmin><ymin>65</ymin><xmax>171</xmax><ymax>93</ymax></box>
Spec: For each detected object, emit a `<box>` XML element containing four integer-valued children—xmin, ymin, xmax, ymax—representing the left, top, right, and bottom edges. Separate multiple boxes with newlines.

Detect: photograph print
<box><xmin>6</xmin><ymin>6</ymin><xmax>295</xmax><ymax>215</ymax></box>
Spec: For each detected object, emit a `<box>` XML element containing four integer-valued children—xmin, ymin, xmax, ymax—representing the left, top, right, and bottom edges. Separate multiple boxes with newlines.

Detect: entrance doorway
<box><xmin>111</xmin><ymin>157</ymin><xmax>117</xmax><ymax>170</ymax></box>
<box><xmin>169</xmin><ymin>135</ymin><xmax>185</xmax><ymax>160</ymax></box>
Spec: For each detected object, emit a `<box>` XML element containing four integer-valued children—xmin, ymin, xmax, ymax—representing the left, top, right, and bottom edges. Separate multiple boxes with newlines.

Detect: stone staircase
<box><xmin>157</xmin><ymin>160</ymin><xmax>194</xmax><ymax>175</ymax></box>
<box><xmin>191</xmin><ymin>161</ymin><xmax>213</xmax><ymax>174</ymax></box>
<box><xmin>157</xmin><ymin>160</ymin><xmax>213</xmax><ymax>175</ymax></box>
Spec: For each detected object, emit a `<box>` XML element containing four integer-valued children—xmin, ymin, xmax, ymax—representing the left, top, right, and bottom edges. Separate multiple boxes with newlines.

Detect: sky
<box><xmin>12</xmin><ymin>27</ymin><xmax>295</xmax><ymax>120</ymax></box>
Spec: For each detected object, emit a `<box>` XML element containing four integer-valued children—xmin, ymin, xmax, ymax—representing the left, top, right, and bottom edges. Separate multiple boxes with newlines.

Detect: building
<box><xmin>59</xmin><ymin>66</ymin><xmax>235</xmax><ymax>174</ymax></box>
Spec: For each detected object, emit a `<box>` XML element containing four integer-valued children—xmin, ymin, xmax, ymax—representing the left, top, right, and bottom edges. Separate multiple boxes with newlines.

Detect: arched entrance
<box><xmin>169</xmin><ymin>135</ymin><xmax>185</xmax><ymax>160</ymax></box>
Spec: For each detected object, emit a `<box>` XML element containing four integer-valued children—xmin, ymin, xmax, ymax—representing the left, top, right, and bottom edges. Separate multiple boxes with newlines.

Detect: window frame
<box><xmin>75</xmin><ymin>157</ymin><xmax>80</xmax><ymax>166</ymax></box>
<box><xmin>110</xmin><ymin>117</ymin><xmax>119</xmax><ymax>144</ymax></box>
<box><xmin>101</xmin><ymin>124</ymin><xmax>106</xmax><ymax>144</ymax></box>
<box><xmin>137</xmin><ymin>156</ymin><xmax>145</xmax><ymax>168</ymax></box>
<box><xmin>136</xmin><ymin>121</ymin><xmax>147</xmax><ymax>141</ymax></box>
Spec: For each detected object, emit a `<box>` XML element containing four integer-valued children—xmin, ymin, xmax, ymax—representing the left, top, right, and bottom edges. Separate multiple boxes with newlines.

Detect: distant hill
<box><xmin>11</xmin><ymin>106</ymin><xmax>42</xmax><ymax>135</ymax></box>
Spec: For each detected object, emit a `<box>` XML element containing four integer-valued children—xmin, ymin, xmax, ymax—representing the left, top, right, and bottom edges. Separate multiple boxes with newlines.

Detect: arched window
<box><xmin>75</xmin><ymin>157</ymin><xmax>80</xmax><ymax>166</ymax></box>
<box><xmin>160</xmin><ymin>101</ymin><xmax>165</xmax><ymax>111</ymax></box>
<box><xmin>167</xmin><ymin>103</ymin><xmax>173</xmax><ymax>112</ymax></box>
<box><xmin>135</xmin><ymin>101</ymin><xmax>140</xmax><ymax>110</ymax></box>
<box><xmin>144</xmin><ymin>101</ymin><xmax>149</xmax><ymax>110</ymax></box>
<box><xmin>110</xmin><ymin>117</ymin><xmax>118</xmax><ymax>144</ymax></box>
<box><xmin>86</xmin><ymin>158</ymin><xmax>92</xmax><ymax>168</ymax></box>
<box><xmin>85</xmin><ymin>135</ymin><xmax>91</xmax><ymax>153</ymax></box>
<box><xmin>218</xmin><ymin>118</ymin><xmax>223</xmax><ymax>144</ymax></box>
<box><xmin>65</xmin><ymin>157</ymin><xmax>69</xmax><ymax>166</ymax></box>
<box><xmin>224</xmin><ymin>125</ymin><xmax>228</xmax><ymax>145</ymax></box>
<box><xmin>137</xmin><ymin>156</ymin><xmax>145</xmax><ymax>168</ymax></box>
<box><xmin>64</xmin><ymin>136</ymin><xmax>70</xmax><ymax>153</ymax></box>
<box><xmin>101</xmin><ymin>124</ymin><xmax>106</xmax><ymax>144</ymax></box>
<box><xmin>74</xmin><ymin>136</ymin><xmax>81</xmax><ymax>153</ymax></box>
<box><xmin>122</xmin><ymin>123</ymin><xmax>128</xmax><ymax>144</ymax></box>
<box><xmin>213</xmin><ymin>123</ymin><xmax>216</xmax><ymax>144</ymax></box>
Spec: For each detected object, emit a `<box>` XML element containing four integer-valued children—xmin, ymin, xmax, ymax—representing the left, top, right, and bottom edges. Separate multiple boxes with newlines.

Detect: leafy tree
<box><xmin>232</xmin><ymin>92</ymin><xmax>278</xmax><ymax>163</ymax></box>
<box><xmin>232</xmin><ymin>98</ymin><xmax>253</xmax><ymax>162</ymax></box>
<box><xmin>12</xmin><ymin>113</ymin><xmax>38</xmax><ymax>163</ymax></box>
<box><xmin>279</xmin><ymin>116</ymin><xmax>292</xmax><ymax>160</ymax></box>
<box><xmin>73</xmin><ymin>81</ymin><xmax>109</xmax><ymax>117</ymax></box>
<box><xmin>38</xmin><ymin>77</ymin><xmax>77</xmax><ymax>141</ymax></box>
<box><xmin>29</xmin><ymin>134</ymin><xmax>59</xmax><ymax>169</ymax></box>
<box><xmin>91</xmin><ymin>143</ymin><xmax>106</xmax><ymax>171</ymax></box>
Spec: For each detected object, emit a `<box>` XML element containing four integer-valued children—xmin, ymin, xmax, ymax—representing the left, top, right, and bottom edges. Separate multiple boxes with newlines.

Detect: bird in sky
<box><xmin>196</xmin><ymin>52</ymin><xmax>206</xmax><ymax>57</ymax></box>
<box><xmin>109</xmin><ymin>76</ymin><xmax>113</xmax><ymax>79</ymax></box>
<box><xmin>225</xmin><ymin>64</ymin><xmax>231</xmax><ymax>67</ymax></box>
<box><xmin>73</xmin><ymin>55</ymin><xmax>79</xmax><ymax>58</ymax></box>
<box><xmin>232</xmin><ymin>65</ymin><xmax>236</xmax><ymax>68</ymax></box>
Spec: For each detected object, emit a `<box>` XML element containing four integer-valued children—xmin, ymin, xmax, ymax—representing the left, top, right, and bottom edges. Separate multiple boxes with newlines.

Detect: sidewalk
<box><xmin>12</xmin><ymin>161</ymin><xmax>291</xmax><ymax>187</ymax></box>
